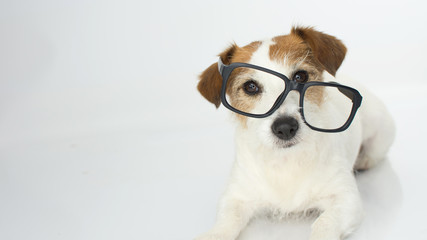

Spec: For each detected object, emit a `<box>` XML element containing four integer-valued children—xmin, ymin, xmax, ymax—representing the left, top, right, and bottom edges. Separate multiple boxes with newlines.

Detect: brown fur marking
<box><xmin>197</xmin><ymin>42</ymin><xmax>262</xmax><ymax>108</ymax></box>
<box><xmin>291</xmin><ymin>26</ymin><xmax>347</xmax><ymax>76</ymax></box>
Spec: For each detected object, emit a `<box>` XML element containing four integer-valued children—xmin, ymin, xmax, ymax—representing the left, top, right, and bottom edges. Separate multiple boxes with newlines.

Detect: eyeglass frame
<box><xmin>217</xmin><ymin>57</ymin><xmax>363</xmax><ymax>133</ymax></box>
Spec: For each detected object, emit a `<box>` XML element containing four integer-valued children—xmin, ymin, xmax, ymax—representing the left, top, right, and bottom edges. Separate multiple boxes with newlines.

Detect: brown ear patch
<box><xmin>197</xmin><ymin>62</ymin><xmax>223</xmax><ymax>107</ymax></box>
<box><xmin>197</xmin><ymin>44</ymin><xmax>237</xmax><ymax>108</ymax></box>
<box><xmin>291</xmin><ymin>27</ymin><xmax>347</xmax><ymax>76</ymax></box>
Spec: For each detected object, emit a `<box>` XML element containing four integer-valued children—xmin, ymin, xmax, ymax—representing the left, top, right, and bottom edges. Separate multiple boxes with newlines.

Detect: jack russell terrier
<box><xmin>196</xmin><ymin>26</ymin><xmax>395</xmax><ymax>240</ymax></box>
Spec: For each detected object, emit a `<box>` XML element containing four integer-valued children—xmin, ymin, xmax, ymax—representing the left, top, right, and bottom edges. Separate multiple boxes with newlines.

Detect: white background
<box><xmin>1</xmin><ymin>0</ymin><xmax>427</xmax><ymax>239</ymax></box>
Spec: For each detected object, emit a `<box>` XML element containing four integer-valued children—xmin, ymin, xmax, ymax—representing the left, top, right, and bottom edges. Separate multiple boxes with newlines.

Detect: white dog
<box><xmin>196</xmin><ymin>27</ymin><xmax>395</xmax><ymax>240</ymax></box>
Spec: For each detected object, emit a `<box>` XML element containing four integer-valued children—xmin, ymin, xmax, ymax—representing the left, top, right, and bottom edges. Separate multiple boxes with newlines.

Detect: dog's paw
<box><xmin>309</xmin><ymin>218</ymin><xmax>341</xmax><ymax>240</ymax></box>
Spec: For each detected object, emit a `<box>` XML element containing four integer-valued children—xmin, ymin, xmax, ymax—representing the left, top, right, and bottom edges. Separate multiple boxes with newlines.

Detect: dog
<box><xmin>195</xmin><ymin>26</ymin><xmax>395</xmax><ymax>240</ymax></box>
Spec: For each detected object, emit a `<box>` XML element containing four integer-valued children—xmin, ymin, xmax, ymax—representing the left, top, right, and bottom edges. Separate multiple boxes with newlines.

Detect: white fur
<box><xmin>196</xmin><ymin>40</ymin><xmax>395</xmax><ymax>240</ymax></box>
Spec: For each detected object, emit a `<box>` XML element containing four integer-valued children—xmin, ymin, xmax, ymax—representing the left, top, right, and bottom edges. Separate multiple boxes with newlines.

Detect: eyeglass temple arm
<box><xmin>328</xmin><ymin>81</ymin><xmax>355</xmax><ymax>102</ymax></box>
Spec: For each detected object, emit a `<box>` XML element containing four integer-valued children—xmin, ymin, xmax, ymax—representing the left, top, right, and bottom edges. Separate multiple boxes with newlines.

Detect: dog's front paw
<box><xmin>309</xmin><ymin>218</ymin><xmax>341</xmax><ymax>240</ymax></box>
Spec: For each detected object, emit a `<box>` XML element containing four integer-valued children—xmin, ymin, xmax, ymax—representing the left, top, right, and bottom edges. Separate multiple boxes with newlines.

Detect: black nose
<box><xmin>271</xmin><ymin>117</ymin><xmax>299</xmax><ymax>140</ymax></box>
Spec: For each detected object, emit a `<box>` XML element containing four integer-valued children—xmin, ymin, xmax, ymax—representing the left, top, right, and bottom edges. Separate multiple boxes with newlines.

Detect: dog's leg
<box><xmin>195</xmin><ymin>196</ymin><xmax>254</xmax><ymax>240</ymax></box>
<box><xmin>310</xmin><ymin>176</ymin><xmax>364</xmax><ymax>240</ymax></box>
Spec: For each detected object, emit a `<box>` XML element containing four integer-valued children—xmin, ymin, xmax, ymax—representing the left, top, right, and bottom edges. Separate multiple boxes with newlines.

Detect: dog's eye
<box><xmin>292</xmin><ymin>70</ymin><xmax>308</xmax><ymax>83</ymax></box>
<box><xmin>243</xmin><ymin>80</ymin><xmax>260</xmax><ymax>95</ymax></box>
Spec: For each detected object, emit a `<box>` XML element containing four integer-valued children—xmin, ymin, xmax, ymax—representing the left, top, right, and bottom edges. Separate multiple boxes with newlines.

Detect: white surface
<box><xmin>1</xmin><ymin>1</ymin><xmax>427</xmax><ymax>240</ymax></box>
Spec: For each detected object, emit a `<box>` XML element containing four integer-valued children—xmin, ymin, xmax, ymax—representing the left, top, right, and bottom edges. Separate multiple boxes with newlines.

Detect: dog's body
<box><xmin>196</xmin><ymin>27</ymin><xmax>395</xmax><ymax>240</ymax></box>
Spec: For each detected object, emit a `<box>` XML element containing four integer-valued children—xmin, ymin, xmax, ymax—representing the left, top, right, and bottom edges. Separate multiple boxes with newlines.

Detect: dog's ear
<box><xmin>197</xmin><ymin>44</ymin><xmax>237</xmax><ymax>108</ymax></box>
<box><xmin>291</xmin><ymin>27</ymin><xmax>347</xmax><ymax>76</ymax></box>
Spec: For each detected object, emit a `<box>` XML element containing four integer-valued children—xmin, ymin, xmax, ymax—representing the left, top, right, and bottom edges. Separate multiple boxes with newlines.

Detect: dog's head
<box><xmin>198</xmin><ymin>27</ymin><xmax>347</xmax><ymax>150</ymax></box>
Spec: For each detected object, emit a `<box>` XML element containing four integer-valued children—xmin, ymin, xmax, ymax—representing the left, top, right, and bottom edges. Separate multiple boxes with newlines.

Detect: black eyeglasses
<box><xmin>217</xmin><ymin>58</ymin><xmax>362</xmax><ymax>133</ymax></box>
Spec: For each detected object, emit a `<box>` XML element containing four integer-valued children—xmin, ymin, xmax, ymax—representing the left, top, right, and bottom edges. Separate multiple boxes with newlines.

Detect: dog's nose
<box><xmin>271</xmin><ymin>117</ymin><xmax>299</xmax><ymax>140</ymax></box>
